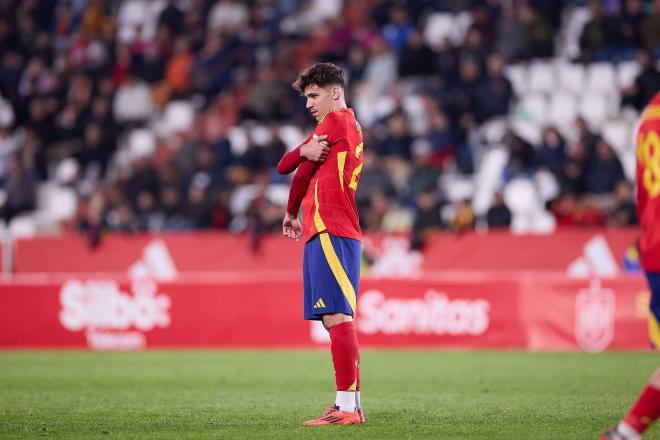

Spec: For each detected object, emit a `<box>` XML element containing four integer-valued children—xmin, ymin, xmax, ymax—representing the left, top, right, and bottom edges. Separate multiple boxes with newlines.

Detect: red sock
<box><xmin>328</xmin><ymin>321</ymin><xmax>359</xmax><ymax>391</ymax></box>
<box><xmin>623</xmin><ymin>385</ymin><xmax>660</xmax><ymax>434</ymax></box>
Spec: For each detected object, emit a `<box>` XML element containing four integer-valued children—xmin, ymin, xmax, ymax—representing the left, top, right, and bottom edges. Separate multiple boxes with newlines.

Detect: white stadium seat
<box><xmin>548</xmin><ymin>91</ymin><xmax>578</xmax><ymax>128</ymax></box>
<box><xmin>472</xmin><ymin>147</ymin><xmax>509</xmax><ymax>216</ymax></box>
<box><xmin>601</xmin><ymin>119</ymin><xmax>632</xmax><ymax>153</ymax></box>
<box><xmin>423</xmin><ymin>13</ymin><xmax>453</xmax><ymax>49</ymax></box>
<box><xmin>527</xmin><ymin>61</ymin><xmax>556</xmax><ymax>94</ymax></box>
<box><xmin>515</xmin><ymin>93</ymin><xmax>547</xmax><ymax>124</ymax></box>
<box><xmin>504</xmin><ymin>64</ymin><xmax>527</xmax><ymax>96</ymax></box>
<box><xmin>557</xmin><ymin>62</ymin><xmax>586</xmax><ymax>94</ymax></box>
<box><xmin>9</xmin><ymin>215</ymin><xmax>37</xmax><ymax>239</ymax></box>
<box><xmin>586</xmin><ymin>62</ymin><xmax>617</xmax><ymax>94</ymax></box>
<box><xmin>617</xmin><ymin>61</ymin><xmax>640</xmax><ymax>89</ymax></box>
<box><xmin>579</xmin><ymin>91</ymin><xmax>611</xmax><ymax>131</ymax></box>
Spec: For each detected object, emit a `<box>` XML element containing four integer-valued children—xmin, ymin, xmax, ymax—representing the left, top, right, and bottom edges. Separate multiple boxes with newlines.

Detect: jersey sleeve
<box><xmin>286</xmin><ymin>159</ymin><xmax>319</xmax><ymax>215</ymax></box>
<box><xmin>277</xmin><ymin>134</ymin><xmax>313</xmax><ymax>175</ymax></box>
<box><xmin>315</xmin><ymin>112</ymin><xmax>347</xmax><ymax>147</ymax></box>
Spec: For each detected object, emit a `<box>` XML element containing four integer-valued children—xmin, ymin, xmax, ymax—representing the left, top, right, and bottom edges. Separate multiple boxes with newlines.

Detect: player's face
<box><xmin>303</xmin><ymin>84</ymin><xmax>335</xmax><ymax>122</ymax></box>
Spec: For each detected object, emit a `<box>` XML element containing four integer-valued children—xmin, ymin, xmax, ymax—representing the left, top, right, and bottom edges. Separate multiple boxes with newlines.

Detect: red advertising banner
<box><xmin>0</xmin><ymin>275</ymin><xmax>649</xmax><ymax>351</ymax></box>
<box><xmin>12</xmin><ymin>229</ymin><xmax>639</xmax><ymax>276</ymax></box>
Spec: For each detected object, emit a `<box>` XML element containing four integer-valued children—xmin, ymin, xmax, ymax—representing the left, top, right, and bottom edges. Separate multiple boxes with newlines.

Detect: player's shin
<box><xmin>621</xmin><ymin>383</ymin><xmax>660</xmax><ymax>436</ymax></box>
<box><xmin>329</xmin><ymin>321</ymin><xmax>359</xmax><ymax>413</ymax></box>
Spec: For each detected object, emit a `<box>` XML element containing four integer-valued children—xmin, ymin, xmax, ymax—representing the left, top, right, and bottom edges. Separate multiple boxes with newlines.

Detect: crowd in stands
<box><xmin>0</xmin><ymin>0</ymin><xmax>657</xmax><ymax>248</ymax></box>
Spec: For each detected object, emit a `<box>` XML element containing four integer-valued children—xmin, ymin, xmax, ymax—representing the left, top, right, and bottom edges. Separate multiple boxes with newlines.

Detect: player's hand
<box><xmin>301</xmin><ymin>135</ymin><xmax>329</xmax><ymax>163</ymax></box>
<box><xmin>282</xmin><ymin>212</ymin><xmax>302</xmax><ymax>242</ymax></box>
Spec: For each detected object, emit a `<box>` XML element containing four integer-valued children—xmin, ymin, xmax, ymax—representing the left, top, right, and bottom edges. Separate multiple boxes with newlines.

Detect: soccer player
<box><xmin>278</xmin><ymin>63</ymin><xmax>364</xmax><ymax>425</ymax></box>
<box><xmin>601</xmin><ymin>93</ymin><xmax>660</xmax><ymax>439</ymax></box>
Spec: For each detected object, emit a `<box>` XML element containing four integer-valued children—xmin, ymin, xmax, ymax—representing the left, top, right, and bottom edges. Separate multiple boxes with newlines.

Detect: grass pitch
<box><xmin>0</xmin><ymin>350</ymin><xmax>658</xmax><ymax>439</ymax></box>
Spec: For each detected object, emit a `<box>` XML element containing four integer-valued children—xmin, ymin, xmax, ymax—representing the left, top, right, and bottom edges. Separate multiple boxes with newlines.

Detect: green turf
<box><xmin>0</xmin><ymin>350</ymin><xmax>658</xmax><ymax>439</ymax></box>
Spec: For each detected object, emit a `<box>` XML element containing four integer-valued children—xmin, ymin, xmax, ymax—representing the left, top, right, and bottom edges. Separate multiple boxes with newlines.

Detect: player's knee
<box><xmin>649</xmin><ymin>368</ymin><xmax>660</xmax><ymax>389</ymax></box>
<box><xmin>322</xmin><ymin>313</ymin><xmax>352</xmax><ymax>329</ymax></box>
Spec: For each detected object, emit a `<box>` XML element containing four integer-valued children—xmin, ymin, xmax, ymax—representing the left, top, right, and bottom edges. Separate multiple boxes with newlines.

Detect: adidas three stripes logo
<box><xmin>313</xmin><ymin>298</ymin><xmax>326</xmax><ymax>309</ymax></box>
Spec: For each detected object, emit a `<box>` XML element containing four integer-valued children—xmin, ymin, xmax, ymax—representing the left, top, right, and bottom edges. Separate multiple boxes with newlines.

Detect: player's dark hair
<box><xmin>292</xmin><ymin>63</ymin><xmax>345</xmax><ymax>94</ymax></box>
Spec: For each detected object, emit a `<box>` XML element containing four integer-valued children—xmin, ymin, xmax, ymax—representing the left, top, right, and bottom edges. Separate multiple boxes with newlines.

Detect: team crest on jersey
<box><xmin>574</xmin><ymin>280</ymin><xmax>615</xmax><ymax>353</ymax></box>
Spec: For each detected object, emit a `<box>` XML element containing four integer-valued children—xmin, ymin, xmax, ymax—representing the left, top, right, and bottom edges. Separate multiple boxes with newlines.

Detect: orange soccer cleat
<box><xmin>303</xmin><ymin>405</ymin><xmax>362</xmax><ymax>426</ymax></box>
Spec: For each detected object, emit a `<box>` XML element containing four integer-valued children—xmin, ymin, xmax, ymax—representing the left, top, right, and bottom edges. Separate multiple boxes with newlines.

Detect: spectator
<box><xmin>472</xmin><ymin>53</ymin><xmax>513</xmax><ymax>123</ymax></box>
<box><xmin>535</xmin><ymin>127</ymin><xmax>566</xmax><ymax>180</ymax></box>
<box><xmin>622</xmin><ymin>49</ymin><xmax>660</xmax><ymax>111</ymax></box>
<box><xmin>503</xmin><ymin>134</ymin><xmax>535</xmax><ymax>181</ymax></box>
<box><xmin>642</xmin><ymin>0</ymin><xmax>660</xmax><ymax>51</ymax></box>
<box><xmin>609</xmin><ymin>179</ymin><xmax>638</xmax><ymax>226</ymax></box>
<box><xmin>583</xmin><ymin>139</ymin><xmax>625</xmax><ymax>194</ymax></box>
<box><xmin>616</xmin><ymin>0</ymin><xmax>645</xmax><ymax>50</ymax></box>
<box><xmin>1</xmin><ymin>155</ymin><xmax>37</xmax><ymax>223</ymax></box>
<box><xmin>486</xmin><ymin>192</ymin><xmax>512</xmax><ymax>228</ymax></box>
<box><xmin>158</xmin><ymin>0</ymin><xmax>184</xmax><ymax>37</ymax></box>
<box><xmin>363</xmin><ymin>37</ymin><xmax>397</xmax><ymax>94</ymax></box>
<box><xmin>451</xmin><ymin>199</ymin><xmax>476</xmax><ymax>232</ymax></box>
<box><xmin>208</xmin><ymin>0</ymin><xmax>248</xmax><ymax>35</ymax></box>
<box><xmin>518</xmin><ymin>2</ymin><xmax>554</xmax><ymax>60</ymax></box>
<box><xmin>580</xmin><ymin>0</ymin><xmax>610</xmax><ymax>62</ymax></box>
<box><xmin>375</xmin><ymin>112</ymin><xmax>413</xmax><ymax>159</ymax></box>
<box><xmin>398</xmin><ymin>30</ymin><xmax>434</xmax><ymax>78</ymax></box>
<box><xmin>411</xmin><ymin>189</ymin><xmax>444</xmax><ymax>250</ymax></box>
<box><xmin>381</xmin><ymin>5</ymin><xmax>413</xmax><ymax>54</ymax></box>
<box><xmin>165</xmin><ymin>36</ymin><xmax>194</xmax><ymax>96</ymax></box>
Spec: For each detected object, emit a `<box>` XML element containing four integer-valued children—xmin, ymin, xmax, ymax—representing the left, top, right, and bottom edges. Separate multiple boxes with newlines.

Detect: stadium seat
<box><xmin>128</xmin><ymin>129</ymin><xmax>157</xmax><ymax>161</ymax></box>
<box><xmin>534</xmin><ymin>170</ymin><xmax>560</xmax><ymax>203</ymax></box>
<box><xmin>514</xmin><ymin>93</ymin><xmax>547</xmax><ymax>124</ymax></box>
<box><xmin>451</xmin><ymin>12</ymin><xmax>473</xmax><ymax>46</ymax></box>
<box><xmin>54</xmin><ymin>158</ymin><xmax>79</xmax><ymax>185</ymax></box>
<box><xmin>8</xmin><ymin>215</ymin><xmax>37</xmax><ymax>239</ymax></box>
<box><xmin>548</xmin><ymin>90</ymin><xmax>578</xmax><ymax>128</ymax></box>
<box><xmin>504</xmin><ymin>63</ymin><xmax>527</xmax><ymax>96</ymax></box>
<box><xmin>0</xmin><ymin>95</ymin><xmax>14</xmax><ymax>128</ymax></box>
<box><xmin>556</xmin><ymin>61</ymin><xmax>585</xmax><ymax>94</ymax></box>
<box><xmin>441</xmin><ymin>174</ymin><xmax>474</xmax><ymax>203</ymax></box>
<box><xmin>249</xmin><ymin>125</ymin><xmax>274</xmax><ymax>147</ymax></box>
<box><xmin>423</xmin><ymin>13</ymin><xmax>453</xmax><ymax>50</ymax></box>
<box><xmin>601</xmin><ymin>119</ymin><xmax>631</xmax><ymax>153</ymax></box>
<box><xmin>402</xmin><ymin>94</ymin><xmax>428</xmax><ymax>136</ymax></box>
<box><xmin>562</xmin><ymin>7</ymin><xmax>591</xmax><ymax>59</ymax></box>
<box><xmin>228</xmin><ymin>126</ymin><xmax>249</xmax><ymax>155</ymax></box>
<box><xmin>478</xmin><ymin>117</ymin><xmax>509</xmax><ymax>146</ymax></box>
<box><xmin>617</xmin><ymin>61</ymin><xmax>640</xmax><ymax>89</ymax></box>
<box><xmin>578</xmin><ymin>91</ymin><xmax>611</xmax><ymax>131</ymax></box>
<box><xmin>527</xmin><ymin>61</ymin><xmax>556</xmax><ymax>94</ymax></box>
<box><xmin>510</xmin><ymin>119</ymin><xmax>542</xmax><ymax>146</ymax></box>
<box><xmin>472</xmin><ymin>147</ymin><xmax>509</xmax><ymax>216</ymax></box>
<box><xmin>162</xmin><ymin>101</ymin><xmax>195</xmax><ymax>135</ymax></box>
<box><xmin>586</xmin><ymin>63</ymin><xmax>617</xmax><ymax>94</ymax></box>
<box><xmin>37</xmin><ymin>183</ymin><xmax>78</xmax><ymax>223</ymax></box>
<box><xmin>503</xmin><ymin>178</ymin><xmax>540</xmax><ymax>216</ymax></box>
<box><xmin>530</xmin><ymin>210</ymin><xmax>557</xmax><ymax>234</ymax></box>
<box><xmin>278</xmin><ymin>125</ymin><xmax>306</xmax><ymax>151</ymax></box>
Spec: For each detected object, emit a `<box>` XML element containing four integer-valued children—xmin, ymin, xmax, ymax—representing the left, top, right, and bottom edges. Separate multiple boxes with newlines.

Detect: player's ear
<box><xmin>331</xmin><ymin>86</ymin><xmax>340</xmax><ymax>100</ymax></box>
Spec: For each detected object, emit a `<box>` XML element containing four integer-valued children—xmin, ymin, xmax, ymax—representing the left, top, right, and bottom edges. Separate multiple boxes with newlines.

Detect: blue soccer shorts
<box><xmin>645</xmin><ymin>271</ymin><xmax>660</xmax><ymax>349</ymax></box>
<box><xmin>303</xmin><ymin>232</ymin><xmax>361</xmax><ymax>321</ymax></box>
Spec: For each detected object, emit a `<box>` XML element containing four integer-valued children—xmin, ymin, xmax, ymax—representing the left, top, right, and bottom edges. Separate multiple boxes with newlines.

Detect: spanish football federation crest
<box><xmin>574</xmin><ymin>280</ymin><xmax>615</xmax><ymax>353</ymax></box>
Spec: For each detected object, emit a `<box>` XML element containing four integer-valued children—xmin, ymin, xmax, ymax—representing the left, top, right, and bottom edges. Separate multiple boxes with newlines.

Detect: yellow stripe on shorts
<box><xmin>319</xmin><ymin>233</ymin><xmax>357</xmax><ymax>314</ymax></box>
<box><xmin>650</xmin><ymin>312</ymin><xmax>660</xmax><ymax>348</ymax></box>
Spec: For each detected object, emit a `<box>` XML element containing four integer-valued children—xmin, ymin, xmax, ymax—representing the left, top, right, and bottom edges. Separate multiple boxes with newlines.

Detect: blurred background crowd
<box><xmin>0</xmin><ymin>0</ymin><xmax>657</xmax><ymax>249</ymax></box>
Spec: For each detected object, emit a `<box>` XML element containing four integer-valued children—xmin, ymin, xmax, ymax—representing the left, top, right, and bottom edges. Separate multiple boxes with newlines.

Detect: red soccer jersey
<box><xmin>293</xmin><ymin>108</ymin><xmax>363</xmax><ymax>243</ymax></box>
<box><xmin>636</xmin><ymin>92</ymin><xmax>660</xmax><ymax>272</ymax></box>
